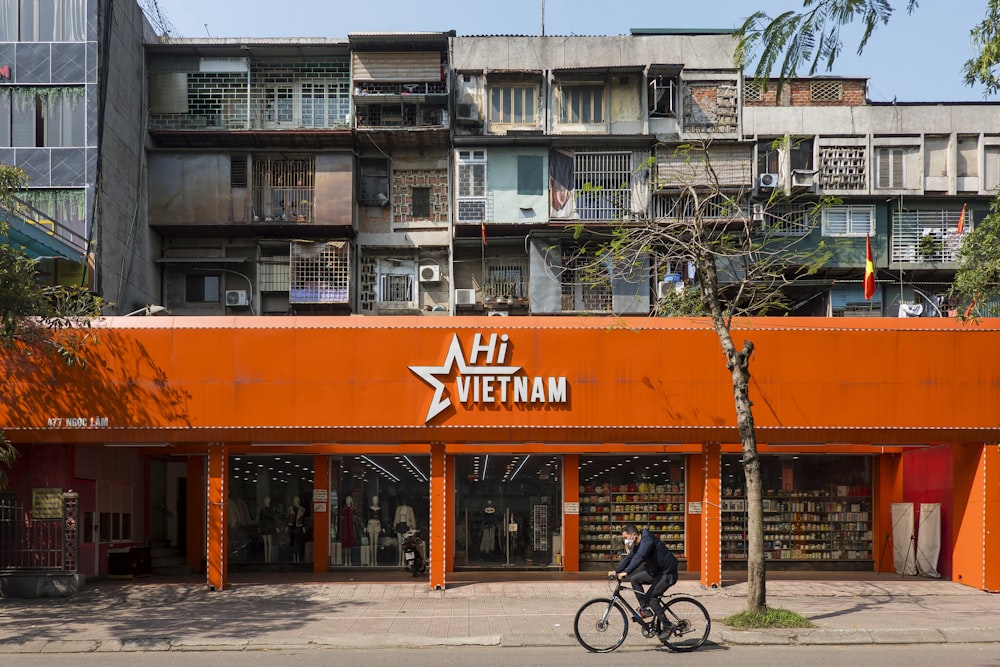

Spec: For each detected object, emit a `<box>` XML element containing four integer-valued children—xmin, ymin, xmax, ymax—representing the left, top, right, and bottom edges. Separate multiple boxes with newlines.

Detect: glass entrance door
<box><xmin>453</xmin><ymin>455</ymin><xmax>562</xmax><ymax>568</ymax></box>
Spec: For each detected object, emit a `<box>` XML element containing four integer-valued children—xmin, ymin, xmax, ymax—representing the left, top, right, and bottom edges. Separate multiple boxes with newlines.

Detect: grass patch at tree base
<box><xmin>723</xmin><ymin>607</ymin><xmax>814</xmax><ymax>629</ymax></box>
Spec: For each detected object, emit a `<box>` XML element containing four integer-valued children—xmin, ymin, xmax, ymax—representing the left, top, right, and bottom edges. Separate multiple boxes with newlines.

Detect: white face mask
<box><xmin>624</xmin><ymin>537</ymin><xmax>635</xmax><ymax>549</ymax></box>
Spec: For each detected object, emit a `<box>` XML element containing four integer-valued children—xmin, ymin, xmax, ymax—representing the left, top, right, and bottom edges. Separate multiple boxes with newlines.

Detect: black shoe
<box><xmin>638</xmin><ymin>607</ymin><xmax>654</xmax><ymax>619</ymax></box>
<box><xmin>657</xmin><ymin>623</ymin><xmax>675</xmax><ymax>642</ymax></box>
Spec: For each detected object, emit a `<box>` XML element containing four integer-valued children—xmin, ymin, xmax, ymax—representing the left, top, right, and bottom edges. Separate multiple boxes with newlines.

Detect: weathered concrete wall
<box><xmin>452</xmin><ymin>34</ymin><xmax>739</xmax><ymax>71</ymax></box>
<box><xmin>745</xmin><ymin>104</ymin><xmax>1000</xmax><ymax>137</ymax></box>
<box><xmin>98</xmin><ymin>0</ymin><xmax>158</xmax><ymax>313</ymax></box>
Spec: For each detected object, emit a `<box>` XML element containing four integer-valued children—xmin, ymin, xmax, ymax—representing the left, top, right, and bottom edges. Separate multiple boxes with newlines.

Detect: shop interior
<box><xmin>453</xmin><ymin>454</ymin><xmax>562</xmax><ymax>569</ymax></box>
<box><xmin>331</xmin><ymin>455</ymin><xmax>430</xmax><ymax>567</ymax></box>
<box><xmin>227</xmin><ymin>455</ymin><xmax>315</xmax><ymax>567</ymax></box>
<box><xmin>578</xmin><ymin>455</ymin><xmax>687</xmax><ymax>569</ymax></box>
<box><xmin>722</xmin><ymin>453</ymin><xmax>873</xmax><ymax>568</ymax></box>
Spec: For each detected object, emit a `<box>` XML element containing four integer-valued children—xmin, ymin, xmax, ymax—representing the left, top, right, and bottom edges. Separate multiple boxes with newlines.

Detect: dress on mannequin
<box><xmin>259</xmin><ymin>496</ymin><xmax>277</xmax><ymax>562</ymax></box>
<box><xmin>339</xmin><ymin>496</ymin><xmax>356</xmax><ymax>565</ymax></box>
<box><xmin>287</xmin><ymin>496</ymin><xmax>306</xmax><ymax>563</ymax></box>
<box><xmin>366</xmin><ymin>496</ymin><xmax>382</xmax><ymax>567</ymax></box>
<box><xmin>393</xmin><ymin>502</ymin><xmax>416</xmax><ymax>566</ymax></box>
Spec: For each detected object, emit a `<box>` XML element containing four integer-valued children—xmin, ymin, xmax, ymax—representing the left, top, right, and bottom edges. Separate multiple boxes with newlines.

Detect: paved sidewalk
<box><xmin>1</xmin><ymin>573</ymin><xmax>999</xmax><ymax>653</ymax></box>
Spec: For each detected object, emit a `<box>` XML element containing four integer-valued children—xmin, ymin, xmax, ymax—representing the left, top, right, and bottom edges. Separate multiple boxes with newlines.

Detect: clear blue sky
<box><xmin>151</xmin><ymin>0</ymin><xmax>992</xmax><ymax>103</ymax></box>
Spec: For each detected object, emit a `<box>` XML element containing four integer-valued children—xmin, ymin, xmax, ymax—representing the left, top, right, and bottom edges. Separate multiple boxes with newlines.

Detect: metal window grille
<box><xmin>819</xmin><ymin>146</ymin><xmax>867</xmax><ymax>190</ymax></box>
<box><xmin>762</xmin><ymin>203</ymin><xmax>813</xmax><ymax>235</ymax></box>
<box><xmin>891</xmin><ymin>210</ymin><xmax>967</xmax><ymax>263</ymax></box>
<box><xmin>456</xmin><ymin>150</ymin><xmax>487</xmax><ymax>222</ymax></box>
<box><xmin>744</xmin><ymin>81</ymin><xmax>763</xmax><ymax>102</ymax></box>
<box><xmin>258</xmin><ymin>257</ymin><xmax>290</xmax><ymax>292</ymax></box>
<box><xmin>379</xmin><ymin>273</ymin><xmax>414</xmax><ymax>303</ymax></box>
<box><xmin>560</xmin><ymin>247</ymin><xmax>612</xmax><ymax>311</ymax></box>
<box><xmin>289</xmin><ymin>241</ymin><xmax>350</xmax><ymax>304</ymax></box>
<box><xmin>821</xmin><ymin>205</ymin><xmax>875</xmax><ymax>237</ymax></box>
<box><xmin>811</xmin><ymin>80</ymin><xmax>843</xmax><ymax>101</ymax></box>
<box><xmin>575</xmin><ymin>151</ymin><xmax>631</xmax><ymax>221</ymax></box>
<box><xmin>484</xmin><ymin>264</ymin><xmax>527</xmax><ymax>299</ymax></box>
<box><xmin>252</xmin><ymin>156</ymin><xmax>315</xmax><ymax>222</ymax></box>
<box><xmin>652</xmin><ymin>193</ymin><xmax>748</xmax><ymax>221</ymax></box>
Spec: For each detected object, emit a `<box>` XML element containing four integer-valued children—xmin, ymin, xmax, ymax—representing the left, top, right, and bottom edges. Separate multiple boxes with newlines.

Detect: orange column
<box><xmin>206</xmin><ymin>443</ymin><xmax>228</xmax><ymax>591</ymax></box>
<box><xmin>562</xmin><ymin>454</ymin><xmax>580</xmax><ymax>572</ymax></box>
<box><xmin>186</xmin><ymin>455</ymin><xmax>206</xmax><ymax>572</ymax></box>
<box><xmin>429</xmin><ymin>442</ymin><xmax>446</xmax><ymax>590</ymax></box>
<box><xmin>687</xmin><ymin>452</ymin><xmax>704</xmax><ymax>575</ymax></box>
<box><xmin>874</xmin><ymin>452</ymin><xmax>903</xmax><ymax>573</ymax></box>
<box><xmin>313</xmin><ymin>455</ymin><xmax>329</xmax><ymax>573</ymax></box>
<box><xmin>699</xmin><ymin>444</ymin><xmax>722</xmax><ymax>588</ymax></box>
<box><xmin>444</xmin><ymin>453</ymin><xmax>455</xmax><ymax>574</ymax></box>
<box><xmin>952</xmin><ymin>444</ymin><xmax>1000</xmax><ymax>590</ymax></box>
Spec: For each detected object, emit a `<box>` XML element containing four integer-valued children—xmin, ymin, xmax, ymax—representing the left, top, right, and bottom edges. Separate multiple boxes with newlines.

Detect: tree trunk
<box><xmin>730</xmin><ymin>338</ymin><xmax>766</xmax><ymax>615</ymax></box>
<box><xmin>700</xmin><ymin>255</ymin><xmax>766</xmax><ymax>614</ymax></box>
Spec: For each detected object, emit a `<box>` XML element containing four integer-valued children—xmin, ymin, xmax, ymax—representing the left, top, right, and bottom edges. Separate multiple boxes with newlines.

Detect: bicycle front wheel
<box><xmin>573</xmin><ymin>598</ymin><xmax>629</xmax><ymax>653</ymax></box>
<box><xmin>660</xmin><ymin>596</ymin><xmax>711</xmax><ymax>652</ymax></box>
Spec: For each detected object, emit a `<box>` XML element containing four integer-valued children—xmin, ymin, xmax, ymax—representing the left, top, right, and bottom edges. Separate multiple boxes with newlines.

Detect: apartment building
<box><xmin>3</xmin><ymin>19</ymin><xmax>1000</xmax><ymax>593</ymax></box>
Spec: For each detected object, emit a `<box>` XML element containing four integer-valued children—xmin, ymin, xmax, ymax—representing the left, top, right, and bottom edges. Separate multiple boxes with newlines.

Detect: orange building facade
<box><xmin>1</xmin><ymin>317</ymin><xmax>999</xmax><ymax>591</ymax></box>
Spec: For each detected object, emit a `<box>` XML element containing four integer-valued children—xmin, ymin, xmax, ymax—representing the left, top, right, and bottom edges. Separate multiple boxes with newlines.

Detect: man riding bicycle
<box><xmin>608</xmin><ymin>523</ymin><xmax>679</xmax><ymax>642</ymax></box>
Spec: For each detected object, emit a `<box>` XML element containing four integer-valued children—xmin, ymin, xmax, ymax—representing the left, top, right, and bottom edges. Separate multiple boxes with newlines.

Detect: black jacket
<box><xmin>614</xmin><ymin>529</ymin><xmax>679</xmax><ymax>578</ymax></box>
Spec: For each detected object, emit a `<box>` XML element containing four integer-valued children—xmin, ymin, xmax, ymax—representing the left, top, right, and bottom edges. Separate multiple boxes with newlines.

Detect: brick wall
<box><xmin>683</xmin><ymin>83</ymin><xmax>738</xmax><ymax>133</ymax></box>
<box><xmin>746</xmin><ymin>79</ymin><xmax>867</xmax><ymax>107</ymax></box>
<box><xmin>392</xmin><ymin>169</ymin><xmax>448</xmax><ymax>223</ymax></box>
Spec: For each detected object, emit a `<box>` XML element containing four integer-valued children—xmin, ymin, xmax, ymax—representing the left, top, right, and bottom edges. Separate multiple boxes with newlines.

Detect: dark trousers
<box><xmin>628</xmin><ymin>569</ymin><xmax>678</xmax><ymax>623</ymax></box>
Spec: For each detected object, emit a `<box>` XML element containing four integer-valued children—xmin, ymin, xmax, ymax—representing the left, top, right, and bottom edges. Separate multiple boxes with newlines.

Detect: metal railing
<box><xmin>891</xmin><ymin>210</ymin><xmax>966</xmax><ymax>263</ymax></box>
<box><xmin>0</xmin><ymin>493</ymin><xmax>77</xmax><ymax>572</ymax></box>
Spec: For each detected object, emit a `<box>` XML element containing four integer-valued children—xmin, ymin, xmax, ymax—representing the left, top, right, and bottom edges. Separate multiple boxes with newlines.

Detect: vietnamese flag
<box><xmin>481</xmin><ymin>221</ymin><xmax>488</xmax><ymax>246</ymax></box>
<box><xmin>957</xmin><ymin>203</ymin><xmax>967</xmax><ymax>235</ymax></box>
<box><xmin>864</xmin><ymin>235</ymin><xmax>876</xmax><ymax>300</ymax></box>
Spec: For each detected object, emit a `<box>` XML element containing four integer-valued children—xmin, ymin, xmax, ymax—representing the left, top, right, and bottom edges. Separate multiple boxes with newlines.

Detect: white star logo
<box><xmin>409</xmin><ymin>334</ymin><xmax>521</xmax><ymax>423</ymax></box>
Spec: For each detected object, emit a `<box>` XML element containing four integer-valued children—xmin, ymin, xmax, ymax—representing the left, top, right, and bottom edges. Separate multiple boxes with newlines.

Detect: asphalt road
<box><xmin>8</xmin><ymin>645</ymin><xmax>1000</xmax><ymax>666</ymax></box>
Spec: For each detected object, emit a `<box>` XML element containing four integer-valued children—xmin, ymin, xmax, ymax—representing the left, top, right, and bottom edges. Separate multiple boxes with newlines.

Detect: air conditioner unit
<box><xmin>455</xmin><ymin>288</ymin><xmax>477</xmax><ymax>306</ymax></box>
<box><xmin>790</xmin><ymin>169</ymin><xmax>818</xmax><ymax>190</ymax></box>
<box><xmin>752</xmin><ymin>203</ymin><xmax>765</xmax><ymax>222</ymax></box>
<box><xmin>758</xmin><ymin>173</ymin><xmax>779</xmax><ymax>189</ymax></box>
<box><xmin>225</xmin><ymin>289</ymin><xmax>249</xmax><ymax>307</ymax></box>
<box><xmin>657</xmin><ymin>274</ymin><xmax>683</xmax><ymax>299</ymax></box>
<box><xmin>419</xmin><ymin>265</ymin><xmax>441</xmax><ymax>283</ymax></box>
<box><xmin>487</xmin><ymin>310</ymin><xmax>509</xmax><ymax>317</ymax></box>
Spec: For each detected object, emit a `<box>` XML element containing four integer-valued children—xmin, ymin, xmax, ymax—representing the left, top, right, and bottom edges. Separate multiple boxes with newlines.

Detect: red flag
<box><xmin>957</xmin><ymin>203</ymin><xmax>967</xmax><ymax>235</ymax></box>
<box><xmin>863</xmin><ymin>235</ymin><xmax>876</xmax><ymax>300</ymax></box>
<box><xmin>964</xmin><ymin>292</ymin><xmax>980</xmax><ymax>319</ymax></box>
<box><xmin>481</xmin><ymin>221</ymin><xmax>488</xmax><ymax>246</ymax></box>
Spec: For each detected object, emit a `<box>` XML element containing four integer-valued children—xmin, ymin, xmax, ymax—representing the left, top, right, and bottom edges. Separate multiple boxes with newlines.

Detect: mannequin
<box><xmin>287</xmin><ymin>496</ymin><xmax>306</xmax><ymax>563</ymax></box>
<box><xmin>393</xmin><ymin>500</ymin><xmax>416</xmax><ymax>566</ymax></box>
<box><xmin>259</xmin><ymin>496</ymin><xmax>277</xmax><ymax>562</ymax></box>
<box><xmin>367</xmin><ymin>495</ymin><xmax>382</xmax><ymax>566</ymax></box>
<box><xmin>339</xmin><ymin>495</ymin><xmax>357</xmax><ymax>565</ymax></box>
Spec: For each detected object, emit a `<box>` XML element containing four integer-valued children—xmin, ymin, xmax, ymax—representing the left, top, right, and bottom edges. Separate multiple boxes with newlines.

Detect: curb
<box><xmin>3</xmin><ymin>629</ymin><xmax>1000</xmax><ymax>654</ymax></box>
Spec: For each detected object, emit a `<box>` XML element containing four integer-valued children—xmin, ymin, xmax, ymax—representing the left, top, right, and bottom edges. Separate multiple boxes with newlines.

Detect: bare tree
<box><xmin>569</xmin><ymin>140</ymin><xmax>828</xmax><ymax>614</ymax></box>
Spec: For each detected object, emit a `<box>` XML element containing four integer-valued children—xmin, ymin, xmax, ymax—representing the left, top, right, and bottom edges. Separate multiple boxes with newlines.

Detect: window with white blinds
<box><xmin>822</xmin><ymin>205</ymin><xmax>875</xmax><ymax>237</ymax></box>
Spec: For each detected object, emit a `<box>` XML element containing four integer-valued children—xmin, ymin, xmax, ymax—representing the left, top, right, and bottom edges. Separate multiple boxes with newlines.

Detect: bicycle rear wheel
<box><xmin>573</xmin><ymin>598</ymin><xmax>629</xmax><ymax>653</ymax></box>
<box><xmin>660</xmin><ymin>596</ymin><xmax>711</xmax><ymax>652</ymax></box>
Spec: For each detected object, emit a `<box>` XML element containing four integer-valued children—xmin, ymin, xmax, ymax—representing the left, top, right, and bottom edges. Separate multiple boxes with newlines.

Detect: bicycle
<box><xmin>573</xmin><ymin>575</ymin><xmax>711</xmax><ymax>653</ymax></box>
